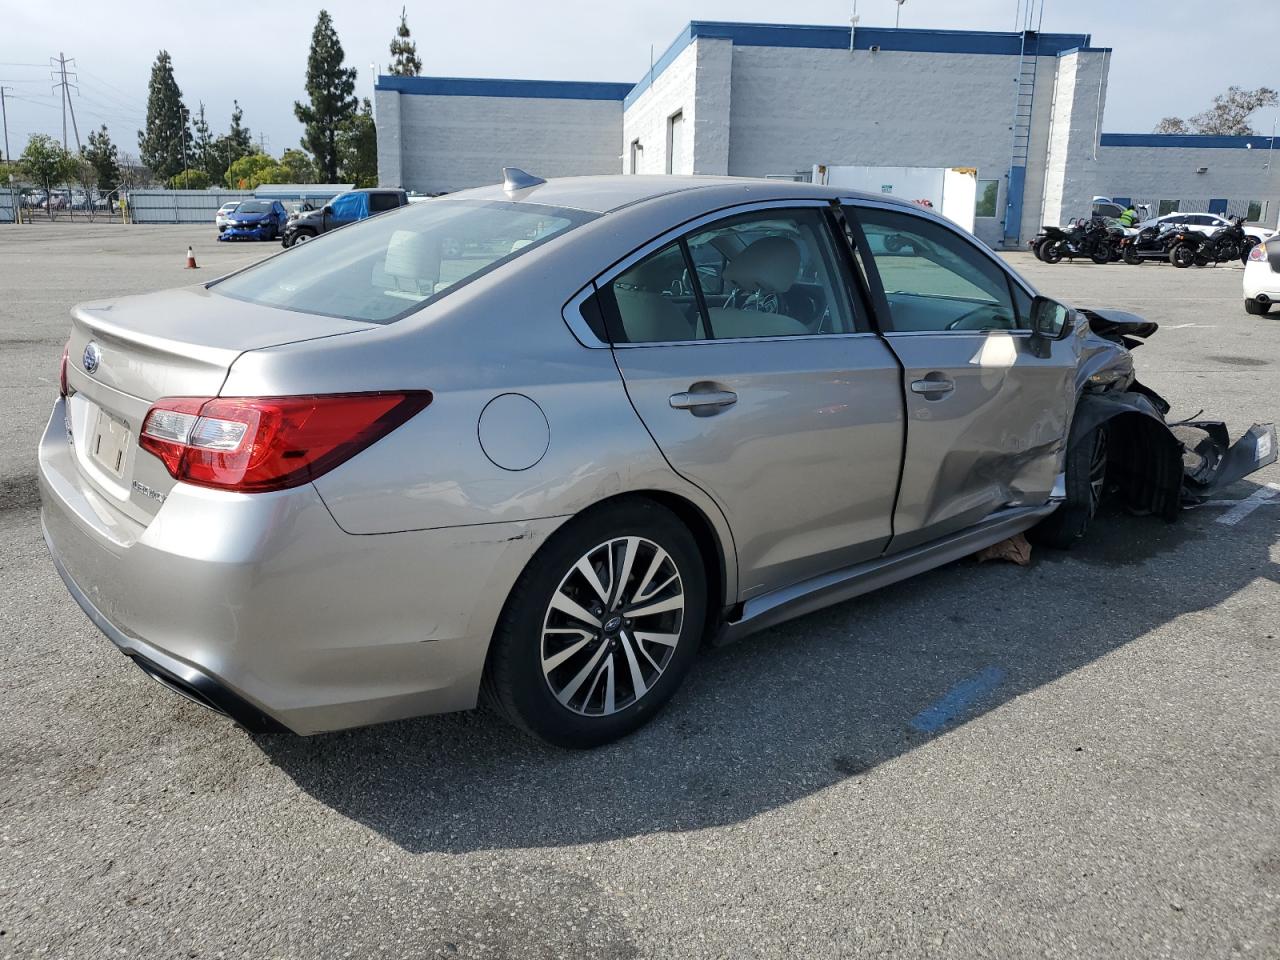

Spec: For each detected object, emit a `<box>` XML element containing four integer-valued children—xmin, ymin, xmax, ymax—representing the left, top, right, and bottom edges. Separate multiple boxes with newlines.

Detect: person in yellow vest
<box><xmin>1118</xmin><ymin>205</ymin><xmax>1139</xmax><ymax>228</ymax></box>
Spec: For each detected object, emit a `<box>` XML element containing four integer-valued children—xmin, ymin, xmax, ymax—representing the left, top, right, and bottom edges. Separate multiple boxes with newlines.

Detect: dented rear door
<box><xmin>844</xmin><ymin>200</ymin><xmax>1079</xmax><ymax>552</ymax></box>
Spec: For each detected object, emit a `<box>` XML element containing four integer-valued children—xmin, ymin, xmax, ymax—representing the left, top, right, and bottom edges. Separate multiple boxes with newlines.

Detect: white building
<box><xmin>375</xmin><ymin>21</ymin><xmax>1280</xmax><ymax>247</ymax></box>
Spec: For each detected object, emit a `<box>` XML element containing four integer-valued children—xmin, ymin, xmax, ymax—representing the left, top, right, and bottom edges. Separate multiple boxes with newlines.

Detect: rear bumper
<box><xmin>1243</xmin><ymin>262</ymin><xmax>1280</xmax><ymax>300</ymax></box>
<box><xmin>37</xmin><ymin>399</ymin><xmax>566</xmax><ymax>734</ymax></box>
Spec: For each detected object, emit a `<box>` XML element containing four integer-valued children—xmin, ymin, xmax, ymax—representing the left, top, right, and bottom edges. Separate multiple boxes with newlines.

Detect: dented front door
<box><xmin>844</xmin><ymin>201</ymin><xmax>1079</xmax><ymax>552</ymax></box>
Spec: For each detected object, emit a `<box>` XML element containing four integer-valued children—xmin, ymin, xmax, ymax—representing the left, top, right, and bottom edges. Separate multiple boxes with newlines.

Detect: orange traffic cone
<box><xmin>185</xmin><ymin>246</ymin><xmax>199</xmax><ymax>269</ymax></box>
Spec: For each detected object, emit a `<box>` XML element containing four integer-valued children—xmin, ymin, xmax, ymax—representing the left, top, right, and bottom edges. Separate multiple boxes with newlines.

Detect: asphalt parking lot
<box><xmin>2</xmin><ymin>222</ymin><xmax>1278</xmax><ymax>959</ymax></box>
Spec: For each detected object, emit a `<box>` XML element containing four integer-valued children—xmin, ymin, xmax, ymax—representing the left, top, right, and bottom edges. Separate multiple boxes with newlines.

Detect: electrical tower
<box><xmin>50</xmin><ymin>52</ymin><xmax>82</xmax><ymax>152</ymax></box>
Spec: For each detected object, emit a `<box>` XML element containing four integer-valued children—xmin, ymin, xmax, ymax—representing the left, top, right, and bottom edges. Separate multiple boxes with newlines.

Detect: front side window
<box><xmin>601</xmin><ymin>208</ymin><xmax>859</xmax><ymax>343</ymax></box>
<box><xmin>330</xmin><ymin>192</ymin><xmax>368</xmax><ymax>221</ymax></box>
<box><xmin>213</xmin><ymin>199</ymin><xmax>593</xmax><ymax>324</ymax></box>
<box><xmin>854</xmin><ymin>206</ymin><xmax>1023</xmax><ymax>332</ymax></box>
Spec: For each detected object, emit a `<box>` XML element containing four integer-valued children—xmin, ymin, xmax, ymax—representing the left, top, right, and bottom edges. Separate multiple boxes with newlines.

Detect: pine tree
<box><xmin>137</xmin><ymin>51</ymin><xmax>191</xmax><ymax>181</ymax></box>
<box><xmin>192</xmin><ymin>102</ymin><xmax>214</xmax><ymax>177</ymax></box>
<box><xmin>388</xmin><ymin>7</ymin><xmax>422</xmax><ymax>76</ymax></box>
<box><xmin>83</xmin><ymin>125</ymin><xmax>120</xmax><ymax>199</ymax></box>
<box><xmin>338</xmin><ymin>98</ymin><xmax>378</xmax><ymax>186</ymax></box>
<box><xmin>294</xmin><ymin>10</ymin><xmax>358</xmax><ymax>182</ymax></box>
<box><xmin>228</xmin><ymin>100</ymin><xmax>254</xmax><ymax>157</ymax></box>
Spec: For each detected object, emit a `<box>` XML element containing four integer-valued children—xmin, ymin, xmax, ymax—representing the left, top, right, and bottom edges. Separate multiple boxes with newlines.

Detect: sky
<box><xmin>1</xmin><ymin>0</ymin><xmax>1276</xmax><ymax>163</ymax></box>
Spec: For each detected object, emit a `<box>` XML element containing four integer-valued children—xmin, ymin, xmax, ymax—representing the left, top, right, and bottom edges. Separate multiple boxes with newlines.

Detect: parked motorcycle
<box><xmin>1120</xmin><ymin>222</ymin><xmax>1183</xmax><ymax>265</ymax></box>
<box><xmin>1193</xmin><ymin>217</ymin><xmax>1255</xmax><ymax>265</ymax></box>
<box><xmin>1036</xmin><ymin>217</ymin><xmax>1122</xmax><ymax>265</ymax></box>
<box><xmin>1166</xmin><ymin>229</ymin><xmax>1209</xmax><ymax>268</ymax></box>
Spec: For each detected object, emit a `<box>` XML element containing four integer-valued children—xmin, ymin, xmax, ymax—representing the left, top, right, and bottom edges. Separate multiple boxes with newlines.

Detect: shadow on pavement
<box><xmin>257</xmin><ymin>484</ymin><xmax>1279</xmax><ymax>853</ymax></box>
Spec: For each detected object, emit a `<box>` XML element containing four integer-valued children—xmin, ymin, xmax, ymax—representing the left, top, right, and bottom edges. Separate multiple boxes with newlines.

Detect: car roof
<box><xmin>445</xmin><ymin>174</ymin><xmax>920</xmax><ymax>215</ymax></box>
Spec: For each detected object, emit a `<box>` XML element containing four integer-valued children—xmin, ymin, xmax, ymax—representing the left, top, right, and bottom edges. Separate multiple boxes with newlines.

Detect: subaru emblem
<box><xmin>82</xmin><ymin>341</ymin><xmax>101</xmax><ymax>374</ymax></box>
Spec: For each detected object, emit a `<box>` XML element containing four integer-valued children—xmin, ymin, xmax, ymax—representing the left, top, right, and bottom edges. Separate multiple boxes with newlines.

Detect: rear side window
<box><xmin>601</xmin><ymin>208</ymin><xmax>859</xmax><ymax>343</ymax></box>
<box><xmin>213</xmin><ymin>199</ymin><xmax>594</xmax><ymax>324</ymax></box>
<box><xmin>369</xmin><ymin>193</ymin><xmax>401</xmax><ymax>213</ymax></box>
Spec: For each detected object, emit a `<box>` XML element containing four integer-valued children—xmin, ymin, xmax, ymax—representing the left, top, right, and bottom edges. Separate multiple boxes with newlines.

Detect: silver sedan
<box><xmin>38</xmin><ymin>172</ymin><xmax>1275</xmax><ymax>747</ymax></box>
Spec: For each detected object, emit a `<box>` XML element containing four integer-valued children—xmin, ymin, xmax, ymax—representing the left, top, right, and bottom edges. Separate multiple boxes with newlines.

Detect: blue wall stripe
<box><xmin>375</xmin><ymin>75</ymin><xmax>634</xmax><ymax>101</ymax></box>
<box><xmin>909</xmin><ymin>666</ymin><xmax>1007</xmax><ymax>734</ymax></box>
<box><xmin>1100</xmin><ymin>133</ymin><xmax>1278</xmax><ymax>150</ymax></box>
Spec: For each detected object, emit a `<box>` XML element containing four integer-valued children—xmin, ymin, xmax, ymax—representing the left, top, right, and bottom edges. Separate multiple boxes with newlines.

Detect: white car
<box><xmin>1244</xmin><ymin>240</ymin><xmax>1280</xmax><ymax>314</ymax></box>
<box><xmin>215</xmin><ymin>201</ymin><xmax>241</xmax><ymax>232</ymax></box>
<box><xmin>1139</xmin><ymin>212</ymin><xmax>1275</xmax><ymax>243</ymax></box>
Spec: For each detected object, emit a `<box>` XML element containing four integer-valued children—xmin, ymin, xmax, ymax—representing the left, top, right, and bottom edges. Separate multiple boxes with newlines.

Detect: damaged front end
<box><xmin>1069</xmin><ymin>307</ymin><xmax>1277</xmax><ymax>518</ymax></box>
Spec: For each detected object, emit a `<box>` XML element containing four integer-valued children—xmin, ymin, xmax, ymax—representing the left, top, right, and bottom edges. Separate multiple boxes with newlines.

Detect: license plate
<box><xmin>90</xmin><ymin>409</ymin><xmax>131</xmax><ymax>478</ymax></box>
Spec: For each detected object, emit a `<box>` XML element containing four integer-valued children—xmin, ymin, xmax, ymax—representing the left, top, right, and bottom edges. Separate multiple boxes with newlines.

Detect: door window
<box><xmin>853</xmin><ymin>207</ymin><xmax>1024</xmax><ymax>332</ymax></box>
<box><xmin>369</xmin><ymin>192</ymin><xmax>401</xmax><ymax>213</ymax></box>
<box><xmin>600</xmin><ymin>208</ymin><xmax>859</xmax><ymax>343</ymax></box>
<box><xmin>329</xmin><ymin>192</ymin><xmax>367</xmax><ymax>222</ymax></box>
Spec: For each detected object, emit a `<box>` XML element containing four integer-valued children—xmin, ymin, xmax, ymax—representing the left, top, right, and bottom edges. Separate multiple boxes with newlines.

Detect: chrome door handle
<box><xmin>910</xmin><ymin>377</ymin><xmax>955</xmax><ymax>398</ymax></box>
<box><xmin>669</xmin><ymin>389</ymin><xmax>738</xmax><ymax>411</ymax></box>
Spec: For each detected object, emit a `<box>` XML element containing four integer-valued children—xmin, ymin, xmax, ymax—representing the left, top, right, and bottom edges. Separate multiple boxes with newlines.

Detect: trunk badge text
<box><xmin>131</xmin><ymin>480</ymin><xmax>166</xmax><ymax>504</ymax></box>
<box><xmin>82</xmin><ymin>341</ymin><xmax>102</xmax><ymax>374</ymax></box>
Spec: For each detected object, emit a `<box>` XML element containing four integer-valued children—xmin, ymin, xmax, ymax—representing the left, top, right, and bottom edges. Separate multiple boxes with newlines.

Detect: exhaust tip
<box><xmin>1258</xmin><ymin>295</ymin><xmax>1271</xmax><ymax>304</ymax></box>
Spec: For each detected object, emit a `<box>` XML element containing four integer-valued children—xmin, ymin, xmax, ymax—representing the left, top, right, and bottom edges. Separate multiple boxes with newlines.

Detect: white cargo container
<box><xmin>813</xmin><ymin>165</ymin><xmax>979</xmax><ymax>234</ymax></box>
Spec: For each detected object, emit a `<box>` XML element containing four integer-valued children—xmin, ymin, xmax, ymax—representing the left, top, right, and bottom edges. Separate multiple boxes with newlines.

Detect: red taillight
<box><xmin>139</xmin><ymin>392</ymin><xmax>432</xmax><ymax>492</ymax></box>
<box><xmin>1249</xmin><ymin>243</ymin><xmax>1267</xmax><ymax>262</ymax></box>
<box><xmin>58</xmin><ymin>341</ymin><xmax>70</xmax><ymax>398</ymax></box>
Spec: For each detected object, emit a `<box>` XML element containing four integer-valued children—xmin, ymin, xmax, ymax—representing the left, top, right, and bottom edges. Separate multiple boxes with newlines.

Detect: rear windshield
<box><xmin>212</xmin><ymin>198</ymin><xmax>595</xmax><ymax>324</ymax></box>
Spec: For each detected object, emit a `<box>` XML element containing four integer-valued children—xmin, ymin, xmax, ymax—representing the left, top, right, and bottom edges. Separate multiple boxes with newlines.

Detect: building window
<box><xmin>975</xmin><ymin>180</ymin><xmax>999</xmax><ymax>218</ymax></box>
<box><xmin>629</xmin><ymin>139</ymin><xmax>643</xmax><ymax>175</ymax></box>
<box><xmin>1247</xmin><ymin>200</ymin><xmax>1263</xmax><ymax>222</ymax></box>
<box><xmin>1158</xmin><ymin>199</ymin><xmax>1180</xmax><ymax>217</ymax></box>
<box><xmin>666</xmin><ymin>111</ymin><xmax>684</xmax><ymax>175</ymax></box>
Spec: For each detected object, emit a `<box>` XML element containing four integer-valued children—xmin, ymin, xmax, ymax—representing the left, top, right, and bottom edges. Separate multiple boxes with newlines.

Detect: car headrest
<box><xmin>384</xmin><ymin>230</ymin><xmax>439</xmax><ymax>285</ymax></box>
<box><xmin>723</xmin><ymin>236</ymin><xmax>801</xmax><ymax>294</ymax></box>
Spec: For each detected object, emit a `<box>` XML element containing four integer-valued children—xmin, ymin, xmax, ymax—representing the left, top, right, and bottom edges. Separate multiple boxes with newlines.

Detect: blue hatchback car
<box><xmin>217</xmin><ymin>199</ymin><xmax>289</xmax><ymax>241</ymax></box>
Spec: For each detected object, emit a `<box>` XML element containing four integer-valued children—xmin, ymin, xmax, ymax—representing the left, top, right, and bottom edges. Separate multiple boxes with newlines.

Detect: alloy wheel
<box><xmin>540</xmin><ymin>536</ymin><xmax>685</xmax><ymax>717</ymax></box>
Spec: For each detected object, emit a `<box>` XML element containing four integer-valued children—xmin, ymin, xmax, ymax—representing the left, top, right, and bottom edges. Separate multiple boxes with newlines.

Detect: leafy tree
<box><xmin>276</xmin><ymin>148</ymin><xmax>317</xmax><ymax>183</ymax></box>
<box><xmin>224</xmin><ymin>152</ymin><xmax>279</xmax><ymax>189</ymax></box>
<box><xmin>1155</xmin><ymin>86</ymin><xmax>1278</xmax><ymax>136</ymax></box>
<box><xmin>388</xmin><ymin>7</ymin><xmax>422</xmax><ymax>76</ymax></box>
<box><xmin>337</xmin><ymin>98</ymin><xmax>378</xmax><ymax>187</ymax></box>
<box><xmin>83</xmin><ymin>125</ymin><xmax>120</xmax><ymax>199</ymax></box>
<box><xmin>138</xmin><ymin>51</ymin><xmax>192</xmax><ymax>180</ymax></box>
<box><xmin>167</xmin><ymin>168</ymin><xmax>211</xmax><ymax>189</ymax></box>
<box><xmin>295</xmin><ymin>10</ymin><xmax>358</xmax><ymax>181</ymax></box>
<box><xmin>19</xmin><ymin>134</ymin><xmax>77</xmax><ymax>219</ymax></box>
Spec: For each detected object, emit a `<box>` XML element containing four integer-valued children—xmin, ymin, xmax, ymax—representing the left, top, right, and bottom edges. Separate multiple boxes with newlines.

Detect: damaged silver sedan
<box><xmin>38</xmin><ymin>174</ymin><xmax>1276</xmax><ymax>748</ymax></box>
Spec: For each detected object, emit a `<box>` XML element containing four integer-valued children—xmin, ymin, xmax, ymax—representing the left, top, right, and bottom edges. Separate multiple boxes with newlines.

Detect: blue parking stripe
<box><xmin>909</xmin><ymin>666</ymin><xmax>1006</xmax><ymax>733</ymax></box>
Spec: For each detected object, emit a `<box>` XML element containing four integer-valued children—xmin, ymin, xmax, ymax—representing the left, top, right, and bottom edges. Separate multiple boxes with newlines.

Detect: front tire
<box><xmin>1122</xmin><ymin>245</ymin><xmax>1142</xmax><ymax>266</ymax></box>
<box><xmin>1170</xmin><ymin>243</ymin><xmax>1196</xmax><ymax>268</ymax></box>
<box><xmin>1245</xmin><ymin>298</ymin><xmax>1272</xmax><ymax>316</ymax></box>
<box><xmin>1042</xmin><ymin>242</ymin><xmax>1064</xmax><ymax>264</ymax></box>
<box><xmin>1031</xmin><ymin>424</ymin><xmax>1108</xmax><ymax>549</ymax></box>
<box><xmin>484</xmin><ymin>499</ymin><xmax>707</xmax><ymax>748</ymax></box>
<box><xmin>1090</xmin><ymin>246</ymin><xmax>1111</xmax><ymax>265</ymax></box>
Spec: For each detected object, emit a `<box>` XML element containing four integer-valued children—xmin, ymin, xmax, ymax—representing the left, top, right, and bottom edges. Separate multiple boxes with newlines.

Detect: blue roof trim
<box><xmin>624</xmin><ymin>22</ymin><xmax>1092</xmax><ymax>107</ymax></box>
<box><xmin>1100</xmin><ymin>133</ymin><xmax>1278</xmax><ymax>150</ymax></box>
<box><xmin>375</xmin><ymin>75</ymin><xmax>633</xmax><ymax>101</ymax></box>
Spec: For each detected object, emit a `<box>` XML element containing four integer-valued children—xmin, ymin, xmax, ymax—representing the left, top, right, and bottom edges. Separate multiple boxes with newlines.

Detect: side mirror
<box><xmin>1030</xmin><ymin>295</ymin><xmax>1072</xmax><ymax>341</ymax></box>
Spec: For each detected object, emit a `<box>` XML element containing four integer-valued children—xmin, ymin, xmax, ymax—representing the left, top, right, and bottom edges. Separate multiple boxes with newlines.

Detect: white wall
<box><xmin>720</xmin><ymin>45</ymin><xmax>1060</xmax><ymax>246</ymax></box>
<box><xmin>622</xmin><ymin>40</ymin><xmax>697</xmax><ymax>174</ymax></box>
<box><xmin>1038</xmin><ymin>50</ymin><xmax>1110</xmax><ymax>230</ymax></box>
<box><xmin>1095</xmin><ymin>146</ymin><xmax>1280</xmax><ymax>228</ymax></box>
<box><xmin>377</xmin><ymin>90</ymin><xmax>623</xmax><ymax>194</ymax></box>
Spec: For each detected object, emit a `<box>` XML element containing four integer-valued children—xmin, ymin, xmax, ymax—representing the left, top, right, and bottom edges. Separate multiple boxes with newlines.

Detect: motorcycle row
<box><xmin>1030</xmin><ymin>216</ymin><xmax>1260</xmax><ymax>267</ymax></box>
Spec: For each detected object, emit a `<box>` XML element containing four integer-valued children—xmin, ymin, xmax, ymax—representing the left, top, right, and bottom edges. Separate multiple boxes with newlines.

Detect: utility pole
<box><xmin>257</xmin><ymin>132</ymin><xmax>269</xmax><ymax>153</ymax></box>
<box><xmin>0</xmin><ymin>86</ymin><xmax>11</xmax><ymax>162</ymax></box>
<box><xmin>50</xmin><ymin>53</ymin><xmax>82</xmax><ymax>152</ymax></box>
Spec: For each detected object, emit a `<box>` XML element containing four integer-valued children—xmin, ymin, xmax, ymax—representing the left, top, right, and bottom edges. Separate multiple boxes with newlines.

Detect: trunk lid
<box><xmin>64</xmin><ymin>285</ymin><xmax>370</xmax><ymax>523</ymax></box>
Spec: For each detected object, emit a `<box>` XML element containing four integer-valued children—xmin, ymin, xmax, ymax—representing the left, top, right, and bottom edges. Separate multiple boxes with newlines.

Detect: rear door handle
<box><xmin>669</xmin><ymin>389</ymin><xmax>738</xmax><ymax>411</ymax></box>
<box><xmin>910</xmin><ymin>376</ymin><xmax>955</xmax><ymax>398</ymax></box>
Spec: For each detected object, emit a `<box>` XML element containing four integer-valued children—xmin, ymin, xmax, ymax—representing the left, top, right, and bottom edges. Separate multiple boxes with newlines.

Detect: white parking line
<box><xmin>1213</xmin><ymin>483</ymin><xmax>1280</xmax><ymax>526</ymax></box>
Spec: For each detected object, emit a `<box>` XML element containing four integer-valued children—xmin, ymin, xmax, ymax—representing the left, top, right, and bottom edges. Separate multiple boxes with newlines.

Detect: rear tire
<box><xmin>483</xmin><ymin>499</ymin><xmax>707</xmax><ymax>748</ymax></box>
<box><xmin>1031</xmin><ymin>424</ymin><xmax>1108</xmax><ymax>550</ymax></box>
<box><xmin>1090</xmin><ymin>246</ymin><xmax>1110</xmax><ymax>265</ymax></box>
<box><xmin>1245</xmin><ymin>298</ymin><xmax>1272</xmax><ymax>316</ymax></box>
<box><xmin>1122</xmin><ymin>245</ymin><xmax>1142</xmax><ymax>266</ymax></box>
<box><xmin>1042</xmin><ymin>242</ymin><xmax>1064</xmax><ymax>264</ymax></box>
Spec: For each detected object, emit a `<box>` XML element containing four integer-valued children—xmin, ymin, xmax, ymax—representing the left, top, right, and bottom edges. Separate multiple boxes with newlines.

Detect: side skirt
<box><xmin>714</xmin><ymin>502</ymin><xmax>1059</xmax><ymax>646</ymax></box>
